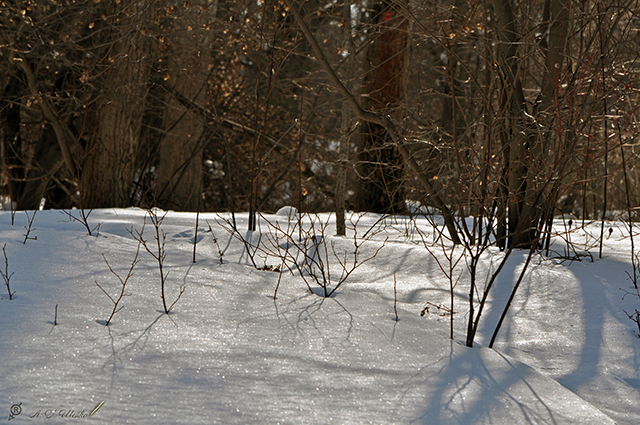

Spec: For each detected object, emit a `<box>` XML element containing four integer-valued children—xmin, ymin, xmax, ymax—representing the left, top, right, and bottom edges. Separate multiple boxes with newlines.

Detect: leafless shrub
<box><xmin>412</xmin><ymin>219</ymin><xmax>464</xmax><ymax>340</ymax></box>
<box><xmin>95</xmin><ymin>240</ymin><xmax>142</xmax><ymax>326</ymax></box>
<box><xmin>61</xmin><ymin>209</ymin><xmax>100</xmax><ymax>236</ymax></box>
<box><xmin>22</xmin><ymin>210</ymin><xmax>37</xmax><ymax>244</ymax></box>
<box><xmin>0</xmin><ymin>243</ymin><xmax>15</xmax><ymax>300</ymax></box>
<box><xmin>624</xmin><ymin>309</ymin><xmax>640</xmax><ymax>338</ymax></box>
<box><xmin>216</xmin><ymin>211</ymin><xmax>386</xmax><ymax>298</ymax></box>
<box><xmin>260</xmin><ymin>212</ymin><xmax>387</xmax><ymax>298</ymax></box>
<box><xmin>206</xmin><ymin>221</ymin><xmax>224</xmax><ymax>265</ymax></box>
<box><xmin>393</xmin><ymin>272</ymin><xmax>399</xmax><ymax>322</ymax></box>
<box><xmin>215</xmin><ymin>214</ymin><xmax>260</xmax><ymax>269</ymax></box>
<box><xmin>130</xmin><ymin>209</ymin><xmax>185</xmax><ymax>314</ymax></box>
<box><xmin>544</xmin><ymin>216</ymin><xmax>596</xmax><ymax>263</ymax></box>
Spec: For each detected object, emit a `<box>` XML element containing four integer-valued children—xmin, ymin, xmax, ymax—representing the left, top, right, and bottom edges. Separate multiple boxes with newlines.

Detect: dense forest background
<box><xmin>2</xmin><ymin>0</ymin><xmax>640</xmax><ymax>247</ymax></box>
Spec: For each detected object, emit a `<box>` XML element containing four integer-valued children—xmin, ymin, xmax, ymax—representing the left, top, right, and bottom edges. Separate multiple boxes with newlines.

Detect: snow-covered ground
<box><xmin>1</xmin><ymin>208</ymin><xmax>639</xmax><ymax>424</ymax></box>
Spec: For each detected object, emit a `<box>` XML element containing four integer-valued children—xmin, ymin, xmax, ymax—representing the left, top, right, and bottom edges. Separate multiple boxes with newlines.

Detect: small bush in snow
<box><xmin>22</xmin><ymin>210</ymin><xmax>37</xmax><ymax>244</ymax></box>
<box><xmin>0</xmin><ymin>243</ymin><xmax>15</xmax><ymax>300</ymax></box>
<box><xmin>61</xmin><ymin>209</ymin><xmax>100</xmax><ymax>236</ymax></box>
<box><xmin>131</xmin><ymin>209</ymin><xmax>185</xmax><ymax>314</ymax></box>
<box><xmin>262</xmin><ymin>212</ymin><xmax>386</xmax><ymax>298</ymax></box>
<box><xmin>95</xmin><ymin>241</ymin><xmax>142</xmax><ymax>326</ymax></box>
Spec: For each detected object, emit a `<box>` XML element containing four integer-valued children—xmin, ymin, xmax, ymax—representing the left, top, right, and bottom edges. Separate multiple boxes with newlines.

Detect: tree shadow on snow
<box><xmin>412</xmin><ymin>341</ymin><xmax>597</xmax><ymax>424</ymax></box>
<box><xmin>557</xmin><ymin>257</ymin><xmax>640</xmax><ymax>388</ymax></box>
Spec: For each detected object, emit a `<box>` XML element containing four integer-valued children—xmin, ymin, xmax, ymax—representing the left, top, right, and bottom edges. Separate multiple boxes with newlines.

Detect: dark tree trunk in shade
<box><xmin>358</xmin><ymin>0</ymin><xmax>407</xmax><ymax>214</ymax></box>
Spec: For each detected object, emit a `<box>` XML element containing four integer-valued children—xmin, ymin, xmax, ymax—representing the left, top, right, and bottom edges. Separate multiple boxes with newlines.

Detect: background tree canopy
<box><xmin>2</xmin><ymin>0</ymin><xmax>640</xmax><ymax>247</ymax></box>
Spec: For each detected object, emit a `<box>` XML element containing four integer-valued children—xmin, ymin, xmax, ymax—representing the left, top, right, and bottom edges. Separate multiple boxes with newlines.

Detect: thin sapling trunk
<box><xmin>96</xmin><ymin>239</ymin><xmax>142</xmax><ymax>326</ymax></box>
<box><xmin>1</xmin><ymin>243</ymin><xmax>15</xmax><ymax>299</ymax></box>
<box><xmin>132</xmin><ymin>209</ymin><xmax>185</xmax><ymax>314</ymax></box>
<box><xmin>23</xmin><ymin>210</ymin><xmax>37</xmax><ymax>244</ymax></box>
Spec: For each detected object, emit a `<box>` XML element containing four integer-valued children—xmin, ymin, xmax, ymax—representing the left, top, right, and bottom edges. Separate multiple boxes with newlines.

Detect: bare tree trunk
<box><xmin>490</xmin><ymin>0</ymin><xmax>529</xmax><ymax>248</ymax></box>
<box><xmin>0</xmin><ymin>117</ymin><xmax>7</xmax><ymax>204</ymax></box>
<box><xmin>15</xmin><ymin>96</ymin><xmax>50</xmax><ymax>209</ymax></box>
<box><xmin>520</xmin><ymin>0</ymin><xmax>571</xmax><ymax>246</ymax></box>
<box><xmin>358</xmin><ymin>0</ymin><xmax>408</xmax><ymax>214</ymax></box>
<box><xmin>156</xmin><ymin>1</ymin><xmax>215</xmax><ymax>211</ymax></box>
<box><xmin>283</xmin><ymin>0</ymin><xmax>461</xmax><ymax>243</ymax></box>
<box><xmin>490</xmin><ymin>0</ymin><xmax>572</xmax><ymax>248</ymax></box>
<box><xmin>336</xmin><ymin>0</ymin><xmax>355</xmax><ymax>236</ymax></box>
<box><xmin>336</xmin><ymin>101</ymin><xmax>350</xmax><ymax>236</ymax></box>
<box><xmin>80</xmin><ymin>2</ymin><xmax>154</xmax><ymax>208</ymax></box>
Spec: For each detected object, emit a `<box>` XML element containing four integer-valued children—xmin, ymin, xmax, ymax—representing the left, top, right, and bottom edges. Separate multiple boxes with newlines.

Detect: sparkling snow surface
<box><xmin>1</xmin><ymin>209</ymin><xmax>638</xmax><ymax>424</ymax></box>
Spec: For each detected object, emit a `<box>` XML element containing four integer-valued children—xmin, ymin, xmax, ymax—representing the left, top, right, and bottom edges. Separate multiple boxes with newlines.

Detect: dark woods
<box><xmin>2</xmin><ymin>0</ymin><xmax>640</xmax><ymax>248</ymax></box>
